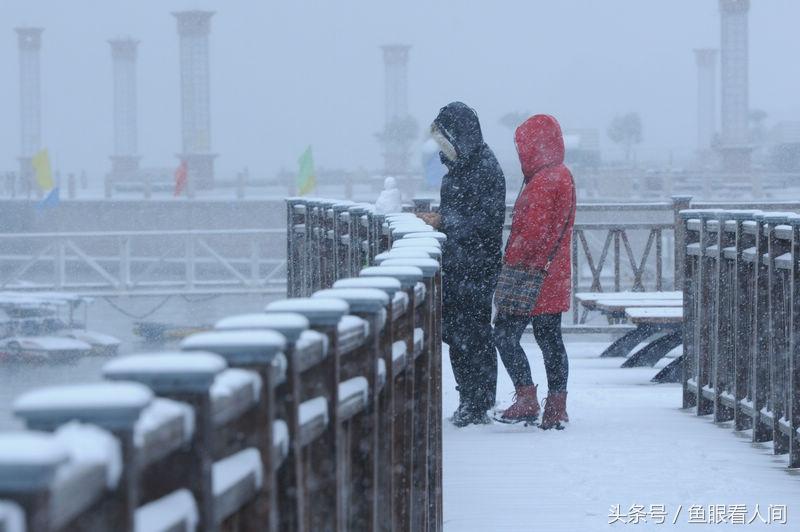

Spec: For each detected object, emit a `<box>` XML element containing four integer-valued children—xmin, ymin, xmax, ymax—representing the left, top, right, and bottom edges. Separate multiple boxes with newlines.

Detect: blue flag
<box><xmin>35</xmin><ymin>187</ymin><xmax>60</xmax><ymax>210</ymax></box>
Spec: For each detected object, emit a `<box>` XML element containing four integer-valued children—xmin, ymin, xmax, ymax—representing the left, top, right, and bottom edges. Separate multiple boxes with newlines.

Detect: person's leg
<box><xmin>531</xmin><ymin>313</ymin><xmax>569</xmax><ymax>392</ymax></box>
<box><xmin>493</xmin><ymin>312</ymin><xmax>534</xmax><ymax>388</ymax></box>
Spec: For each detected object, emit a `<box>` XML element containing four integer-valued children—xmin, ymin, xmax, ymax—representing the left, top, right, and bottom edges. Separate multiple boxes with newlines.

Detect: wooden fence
<box><xmin>680</xmin><ymin>209</ymin><xmax>800</xmax><ymax>469</ymax></box>
<box><xmin>0</xmin><ymin>197</ymin><xmax>444</xmax><ymax>531</ymax></box>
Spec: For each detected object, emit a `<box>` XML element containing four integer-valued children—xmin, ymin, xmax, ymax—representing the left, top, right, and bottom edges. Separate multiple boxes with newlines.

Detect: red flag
<box><xmin>174</xmin><ymin>159</ymin><xmax>188</xmax><ymax>197</ymax></box>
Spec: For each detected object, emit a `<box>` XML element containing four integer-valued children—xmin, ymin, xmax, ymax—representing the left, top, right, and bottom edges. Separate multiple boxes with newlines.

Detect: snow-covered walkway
<box><xmin>442</xmin><ymin>341</ymin><xmax>799</xmax><ymax>531</ymax></box>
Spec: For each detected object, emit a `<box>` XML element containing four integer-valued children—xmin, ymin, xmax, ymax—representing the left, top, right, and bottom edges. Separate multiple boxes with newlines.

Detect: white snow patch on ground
<box><xmin>443</xmin><ymin>341</ymin><xmax>800</xmax><ymax>531</ymax></box>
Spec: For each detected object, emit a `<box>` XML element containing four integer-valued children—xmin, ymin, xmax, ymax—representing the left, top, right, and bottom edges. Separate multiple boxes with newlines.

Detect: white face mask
<box><xmin>432</xmin><ymin>129</ymin><xmax>457</xmax><ymax>162</ymax></box>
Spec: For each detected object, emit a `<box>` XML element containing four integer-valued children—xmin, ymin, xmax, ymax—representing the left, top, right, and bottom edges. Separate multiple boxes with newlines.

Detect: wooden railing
<box><xmin>0</xmin><ymin>197</ymin><xmax>444</xmax><ymax>531</ymax></box>
<box><xmin>680</xmin><ymin>209</ymin><xmax>800</xmax><ymax>469</ymax></box>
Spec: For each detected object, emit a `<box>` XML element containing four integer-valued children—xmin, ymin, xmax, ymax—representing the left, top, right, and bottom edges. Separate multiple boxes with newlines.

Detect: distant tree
<box><xmin>607</xmin><ymin>112</ymin><xmax>643</xmax><ymax>163</ymax></box>
<box><xmin>499</xmin><ymin>112</ymin><xmax>531</xmax><ymax>132</ymax></box>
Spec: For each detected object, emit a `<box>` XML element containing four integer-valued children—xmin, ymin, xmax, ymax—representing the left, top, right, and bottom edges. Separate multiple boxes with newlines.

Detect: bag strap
<box><xmin>542</xmin><ymin>176</ymin><xmax>577</xmax><ymax>273</ymax></box>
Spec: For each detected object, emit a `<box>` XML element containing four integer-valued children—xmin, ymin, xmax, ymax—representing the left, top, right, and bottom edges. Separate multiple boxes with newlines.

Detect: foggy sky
<box><xmin>2</xmin><ymin>0</ymin><xmax>800</xmax><ymax>182</ymax></box>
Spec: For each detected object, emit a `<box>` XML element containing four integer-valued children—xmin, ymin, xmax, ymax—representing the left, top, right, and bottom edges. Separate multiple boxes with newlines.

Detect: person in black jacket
<box><xmin>419</xmin><ymin>102</ymin><xmax>506</xmax><ymax>426</ymax></box>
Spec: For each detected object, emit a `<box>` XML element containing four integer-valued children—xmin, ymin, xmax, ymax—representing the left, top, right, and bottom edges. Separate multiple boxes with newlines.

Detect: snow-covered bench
<box><xmin>574</xmin><ymin>292</ymin><xmax>683</xmax><ymax>361</ymax></box>
<box><xmin>619</xmin><ymin>307</ymin><xmax>685</xmax><ymax>382</ymax></box>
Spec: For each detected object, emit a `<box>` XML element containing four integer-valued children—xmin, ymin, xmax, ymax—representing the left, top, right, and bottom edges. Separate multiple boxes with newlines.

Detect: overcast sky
<box><xmin>2</xmin><ymin>0</ymin><xmax>800</xmax><ymax>181</ymax></box>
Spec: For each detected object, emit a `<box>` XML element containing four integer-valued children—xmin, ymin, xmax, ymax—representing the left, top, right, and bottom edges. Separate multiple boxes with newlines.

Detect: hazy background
<box><xmin>1</xmin><ymin>0</ymin><xmax>799</xmax><ymax>181</ymax></box>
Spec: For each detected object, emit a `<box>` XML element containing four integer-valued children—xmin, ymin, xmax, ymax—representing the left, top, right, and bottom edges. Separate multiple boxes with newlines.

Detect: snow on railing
<box><xmin>680</xmin><ymin>209</ymin><xmax>800</xmax><ymax>469</ymax></box>
<box><xmin>0</xmin><ymin>199</ymin><xmax>444</xmax><ymax>531</ymax></box>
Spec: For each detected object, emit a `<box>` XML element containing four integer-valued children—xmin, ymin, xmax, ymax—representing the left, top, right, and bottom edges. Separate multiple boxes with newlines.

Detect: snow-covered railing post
<box><xmin>752</xmin><ymin>212</ymin><xmax>772</xmax><ymax>443</ymax></box>
<box><xmin>180</xmin><ymin>329</ymin><xmax>288</xmax><ymax>532</ymax></box>
<box><xmin>332</xmin><ymin>201</ymin><xmax>355</xmax><ymax>281</ymax></box>
<box><xmin>286</xmin><ymin>198</ymin><xmax>308</xmax><ymax>298</ymax></box>
<box><xmin>789</xmin><ymin>216</ymin><xmax>800</xmax><ymax>469</ymax></box>
<box><xmin>672</xmin><ymin>196</ymin><xmax>693</xmax><ymax>289</ymax></box>
<box><xmin>103</xmin><ymin>351</ymin><xmax>226</xmax><ymax>531</ymax></box>
<box><xmin>211</xmin><ymin>311</ymin><xmax>309</xmax><ymax>531</ymax></box>
<box><xmin>312</xmin><ymin>287</ymin><xmax>390</xmax><ymax>530</ymax></box>
<box><xmin>264</xmin><ymin>297</ymin><xmax>349</xmax><ymax>531</ymax></box>
<box><xmin>11</xmin><ymin>382</ymin><xmax>153</xmax><ymax>531</ymax></box>
<box><xmin>360</xmin><ymin>264</ymin><xmax>423</xmax><ymax>530</ymax></box>
<box><xmin>382</xmin><ymin>257</ymin><xmax>440</xmax><ymax>531</ymax></box>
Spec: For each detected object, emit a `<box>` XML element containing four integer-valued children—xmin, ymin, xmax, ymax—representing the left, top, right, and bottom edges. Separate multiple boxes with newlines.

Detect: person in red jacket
<box><xmin>494</xmin><ymin>114</ymin><xmax>576</xmax><ymax>429</ymax></box>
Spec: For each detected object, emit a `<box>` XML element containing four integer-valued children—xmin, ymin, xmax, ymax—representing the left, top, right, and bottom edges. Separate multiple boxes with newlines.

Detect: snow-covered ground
<box><xmin>443</xmin><ymin>341</ymin><xmax>799</xmax><ymax>531</ymax></box>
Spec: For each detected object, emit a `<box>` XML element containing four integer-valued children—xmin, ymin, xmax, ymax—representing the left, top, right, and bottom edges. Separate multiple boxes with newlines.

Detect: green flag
<box><xmin>297</xmin><ymin>146</ymin><xmax>316</xmax><ymax>196</ymax></box>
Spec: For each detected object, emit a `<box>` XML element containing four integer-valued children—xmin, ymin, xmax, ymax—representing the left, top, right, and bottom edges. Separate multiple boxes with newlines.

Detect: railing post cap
<box><xmin>402</xmin><ymin>231</ymin><xmax>447</xmax><ymax>242</ymax></box>
<box><xmin>380</xmin><ymin>257</ymin><xmax>440</xmax><ymax>278</ymax></box>
<box><xmin>393</xmin><ymin>237</ymin><xmax>441</xmax><ymax>249</ymax></box>
<box><xmin>333</xmin><ymin>277</ymin><xmax>402</xmax><ymax>297</ymax></box>
<box><xmin>181</xmin><ymin>329</ymin><xmax>286</xmax><ymax>366</ymax></box>
<box><xmin>762</xmin><ymin>212</ymin><xmax>797</xmax><ymax>224</ymax></box>
<box><xmin>725</xmin><ymin>209</ymin><xmax>762</xmax><ymax>221</ymax></box>
<box><xmin>103</xmin><ymin>351</ymin><xmax>226</xmax><ymax>395</ymax></box>
<box><xmin>0</xmin><ymin>432</ymin><xmax>68</xmax><ymax>491</ymax></box>
<box><xmin>265</xmin><ymin>297</ymin><xmax>349</xmax><ymax>327</ymax></box>
<box><xmin>14</xmin><ymin>382</ymin><xmax>154</xmax><ymax>431</ymax></box>
<box><xmin>376</xmin><ymin>249</ymin><xmax>432</xmax><ymax>263</ymax></box>
<box><xmin>312</xmin><ymin>288</ymin><xmax>389</xmax><ymax>314</ymax></box>
<box><xmin>360</xmin><ymin>265</ymin><xmax>424</xmax><ymax>288</ymax></box>
<box><xmin>214</xmin><ymin>312</ymin><xmax>309</xmax><ymax>342</ymax></box>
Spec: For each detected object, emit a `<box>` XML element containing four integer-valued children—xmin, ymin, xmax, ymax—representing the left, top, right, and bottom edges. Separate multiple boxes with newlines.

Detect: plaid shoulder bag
<box><xmin>495</xmin><ymin>187</ymin><xmax>576</xmax><ymax>316</ymax></box>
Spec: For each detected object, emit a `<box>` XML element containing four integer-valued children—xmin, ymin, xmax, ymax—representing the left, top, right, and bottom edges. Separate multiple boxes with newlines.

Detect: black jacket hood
<box><xmin>432</xmin><ymin>102</ymin><xmax>484</xmax><ymax>163</ymax></box>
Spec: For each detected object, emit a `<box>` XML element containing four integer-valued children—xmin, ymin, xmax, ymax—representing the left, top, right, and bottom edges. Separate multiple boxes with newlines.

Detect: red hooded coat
<box><xmin>504</xmin><ymin>115</ymin><xmax>576</xmax><ymax>316</ymax></box>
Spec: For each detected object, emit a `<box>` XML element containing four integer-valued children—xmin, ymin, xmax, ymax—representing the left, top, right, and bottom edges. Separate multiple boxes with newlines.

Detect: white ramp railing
<box><xmin>0</xmin><ymin>229</ymin><xmax>287</xmax><ymax>296</ymax></box>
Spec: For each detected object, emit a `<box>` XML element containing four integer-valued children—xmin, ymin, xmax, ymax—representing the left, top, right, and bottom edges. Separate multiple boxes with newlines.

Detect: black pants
<box><xmin>493</xmin><ymin>312</ymin><xmax>569</xmax><ymax>392</ymax></box>
<box><xmin>443</xmin><ymin>272</ymin><xmax>497</xmax><ymax>411</ymax></box>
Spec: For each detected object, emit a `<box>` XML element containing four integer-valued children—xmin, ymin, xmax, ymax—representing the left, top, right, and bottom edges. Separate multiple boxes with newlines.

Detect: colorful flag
<box><xmin>35</xmin><ymin>187</ymin><xmax>60</xmax><ymax>210</ymax></box>
<box><xmin>297</xmin><ymin>146</ymin><xmax>316</xmax><ymax>196</ymax></box>
<box><xmin>174</xmin><ymin>159</ymin><xmax>188</xmax><ymax>197</ymax></box>
<box><xmin>32</xmin><ymin>149</ymin><xmax>54</xmax><ymax>191</ymax></box>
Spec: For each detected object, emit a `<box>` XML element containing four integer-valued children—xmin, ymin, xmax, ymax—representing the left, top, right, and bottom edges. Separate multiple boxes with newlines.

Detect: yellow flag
<box><xmin>32</xmin><ymin>149</ymin><xmax>54</xmax><ymax>191</ymax></box>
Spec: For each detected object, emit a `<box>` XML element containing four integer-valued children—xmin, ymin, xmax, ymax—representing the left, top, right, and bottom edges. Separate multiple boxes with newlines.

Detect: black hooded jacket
<box><xmin>432</xmin><ymin>102</ymin><xmax>506</xmax><ymax>287</ymax></box>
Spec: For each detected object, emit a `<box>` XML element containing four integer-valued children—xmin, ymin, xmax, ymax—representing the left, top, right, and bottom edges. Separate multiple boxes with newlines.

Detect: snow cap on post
<box><xmin>393</xmin><ymin>237</ymin><xmax>441</xmax><ymax>249</ymax></box>
<box><xmin>103</xmin><ymin>351</ymin><xmax>226</xmax><ymax>394</ymax></box>
<box><xmin>376</xmin><ymin>248</ymin><xmax>432</xmax><ymax>263</ymax></box>
<box><xmin>14</xmin><ymin>382</ymin><xmax>154</xmax><ymax>431</ymax></box>
<box><xmin>181</xmin><ymin>329</ymin><xmax>286</xmax><ymax>366</ymax></box>
<box><xmin>392</xmin><ymin>225</ymin><xmax>434</xmax><ymax>239</ymax></box>
<box><xmin>214</xmin><ymin>312</ymin><xmax>309</xmax><ymax>343</ymax></box>
<box><xmin>312</xmin><ymin>288</ymin><xmax>389</xmax><ymax>314</ymax></box>
<box><xmin>390</xmin><ymin>244</ymin><xmax>441</xmax><ymax>259</ymax></box>
<box><xmin>0</xmin><ymin>432</ymin><xmax>69</xmax><ymax>490</ymax></box>
<box><xmin>360</xmin><ymin>265</ymin><xmax>423</xmax><ymax>289</ymax></box>
<box><xmin>333</xmin><ymin>276</ymin><xmax>402</xmax><ymax>298</ymax></box>
<box><xmin>380</xmin><ymin>257</ymin><xmax>439</xmax><ymax>278</ymax></box>
<box><xmin>265</xmin><ymin>297</ymin><xmax>349</xmax><ymax>327</ymax></box>
<box><xmin>403</xmin><ymin>231</ymin><xmax>447</xmax><ymax>242</ymax></box>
